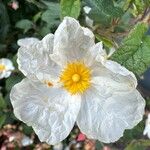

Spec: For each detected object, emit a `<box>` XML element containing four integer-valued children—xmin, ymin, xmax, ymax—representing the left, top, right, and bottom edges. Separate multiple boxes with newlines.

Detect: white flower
<box><xmin>21</xmin><ymin>135</ymin><xmax>33</xmax><ymax>147</ymax></box>
<box><xmin>17</xmin><ymin>37</ymin><xmax>39</xmax><ymax>48</ymax></box>
<box><xmin>143</xmin><ymin>114</ymin><xmax>150</xmax><ymax>138</ymax></box>
<box><xmin>10</xmin><ymin>17</ymin><xmax>145</xmax><ymax>145</ymax></box>
<box><xmin>53</xmin><ymin>142</ymin><xmax>63</xmax><ymax>150</ymax></box>
<box><xmin>83</xmin><ymin>6</ymin><xmax>93</xmax><ymax>28</ymax></box>
<box><xmin>0</xmin><ymin>58</ymin><xmax>14</xmax><ymax>79</ymax></box>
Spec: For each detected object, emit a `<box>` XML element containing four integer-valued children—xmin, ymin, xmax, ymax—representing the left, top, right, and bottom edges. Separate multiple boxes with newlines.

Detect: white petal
<box><xmin>41</xmin><ymin>33</ymin><xmax>54</xmax><ymax>53</ymax></box>
<box><xmin>52</xmin><ymin>17</ymin><xmax>94</xmax><ymax>65</ymax></box>
<box><xmin>104</xmin><ymin>60</ymin><xmax>137</xmax><ymax>87</ymax></box>
<box><xmin>53</xmin><ymin>142</ymin><xmax>63</xmax><ymax>150</ymax></box>
<box><xmin>82</xmin><ymin>27</ymin><xmax>94</xmax><ymax>40</ymax></box>
<box><xmin>83</xmin><ymin>6</ymin><xmax>94</xmax><ymax>28</ymax></box>
<box><xmin>143</xmin><ymin>114</ymin><xmax>150</xmax><ymax>138</ymax></box>
<box><xmin>77</xmin><ymin>88</ymin><xmax>145</xmax><ymax>143</ymax></box>
<box><xmin>10</xmin><ymin>78</ymin><xmax>81</xmax><ymax>145</ymax></box>
<box><xmin>21</xmin><ymin>135</ymin><xmax>33</xmax><ymax>146</ymax></box>
<box><xmin>17</xmin><ymin>37</ymin><xmax>39</xmax><ymax>48</ymax></box>
<box><xmin>17</xmin><ymin>34</ymin><xmax>61</xmax><ymax>83</ymax></box>
<box><xmin>0</xmin><ymin>58</ymin><xmax>14</xmax><ymax>70</ymax></box>
<box><xmin>107</xmin><ymin>47</ymin><xmax>116</xmax><ymax>58</ymax></box>
<box><xmin>90</xmin><ymin>60</ymin><xmax>137</xmax><ymax>94</ymax></box>
<box><xmin>84</xmin><ymin>42</ymin><xmax>107</xmax><ymax>67</ymax></box>
<box><xmin>83</xmin><ymin>6</ymin><xmax>91</xmax><ymax>14</ymax></box>
<box><xmin>85</xmin><ymin>16</ymin><xmax>94</xmax><ymax>28</ymax></box>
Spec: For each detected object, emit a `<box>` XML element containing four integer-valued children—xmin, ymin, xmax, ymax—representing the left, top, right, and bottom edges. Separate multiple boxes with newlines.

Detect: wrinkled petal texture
<box><xmin>17</xmin><ymin>37</ymin><xmax>39</xmax><ymax>48</ymax></box>
<box><xmin>77</xmin><ymin>56</ymin><xmax>145</xmax><ymax>143</ymax></box>
<box><xmin>17</xmin><ymin>34</ymin><xmax>60</xmax><ymax>82</ymax></box>
<box><xmin>10</xmin><ymin>79</ymin><xmax>81</xmax><ymax>144</ymax></box>
<box><xmin>51</xmin><ymin>17</ymin><xmax>95</xmax><ymax>66</ymax></box>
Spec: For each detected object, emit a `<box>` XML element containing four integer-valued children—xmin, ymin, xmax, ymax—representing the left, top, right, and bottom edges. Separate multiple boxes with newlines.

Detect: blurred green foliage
<box><xmin>0</xmin><ymin>0</ymin><xmax>150</xmax><ymax>149</ymax></box>
<box><xmin>111</xmin><ymin>23</ymin><xmax>150</xmax><ymax>76</ymax></box>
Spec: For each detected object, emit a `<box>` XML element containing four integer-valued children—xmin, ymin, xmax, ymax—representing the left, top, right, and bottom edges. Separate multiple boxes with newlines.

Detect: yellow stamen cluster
<box><xmin>60</xmin><ymin>62</ymin><xmax>91</xmax><ymax>94</ymax></box>
<box><xmin>0</xmin><ymin>64</ymin><xmax>6</xmax><ymax>72</ymax></box>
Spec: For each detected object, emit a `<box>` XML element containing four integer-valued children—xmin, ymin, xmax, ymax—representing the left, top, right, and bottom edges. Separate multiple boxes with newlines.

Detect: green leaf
<box><xmin>95</xmin><ymin>141</ymin><xmax>103</xmax><ymax>149</ymax></box>
<box><xmin>39</xmin><ymin>26</ymin><xmax>51</xmax><ymax>37</ymax></box>
<box><xmin>125</xmin><ymin>140</ymin><xmax>150</xmax><ymax>150</ymax></box>
<box><xmin>22</xmin><ymin>124</ymin><xmax>34</xmax><ymax>136</ymax></box>
<box><xmin>60</xmin><ymin>0</ymin><xmax>81</xmax><ymax>19</ymax></box>
<box><xmin>85</xmin><ymin>0</ymin><xmax>123</xmax><ymax>25</ymax></box>
<box><xmin>121</xmin><ymin>120</ymin><xmax>145</xmax><ymax>143</ymax></box>
<box><xmin>0</xmin><ymin>115</ymin><xmax>6</xmax><ymax>128</ymax></box>
<box><xmin>0</xmin><ymin>2</ymin><xmax>10</xmax><ymax>41</ymax></box>
<box><xmin>41</xmin><ymin>2</ymin><xmax>60</xmax><ymax>28</ymax></box>
<box><xmin>15</xmin><ymin>19</ymin><xmax>33</xmax><ymax>33</ymax></box>
<box><xmin>33</xmin><ymin>12</ymin><xmax>42</xmax><ymax>23</ymax></box>
<box><xmin>0</xmin><ymin>94</ymin><xmax>7</xmax><ymax>109</ymax></box>
<box><xmin>111</xmin><ymin>23</ymin><xmax>150</xmax><ymax>75</ymax></box>
<box><xmin>95</xmin><ymin>34</ymin><xmax>114</xmax><ymax>48</ymax></box>
<box><xmin>6</xmin><ymin>73</ymin><xmax>23</xmax><ymax>92</ymax></box>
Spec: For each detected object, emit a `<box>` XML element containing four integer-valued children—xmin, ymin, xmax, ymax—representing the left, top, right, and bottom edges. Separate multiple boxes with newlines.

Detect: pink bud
<box><xmin>103</xmin><ymin>146</ymin><xmax>111</xmax><ymax>150</ymax></box>
<box><xmin>11</xmin><ymin>1</ymin><xmax>19</xmax><ymax>10</ymax></box>
<box><xmin>77</xmin><ymin>133</ymin><xmax>86</xmax><ymax>142</ymax></box>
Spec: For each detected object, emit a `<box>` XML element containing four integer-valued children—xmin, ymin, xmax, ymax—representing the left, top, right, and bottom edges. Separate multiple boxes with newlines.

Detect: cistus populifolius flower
<box><xmin>0</xmin><ymin>58</ymin><xmax>14</xmax><ymax>79</ymax></box>
<box><xmin>143</xmin><ymin>114</ymin><xmax>150</xmax><ymax>138</ymax></box>
<box><xmin>10</xmin><ymin>17</ymin><xmax>145</xmax><ymax>145</ymax></box>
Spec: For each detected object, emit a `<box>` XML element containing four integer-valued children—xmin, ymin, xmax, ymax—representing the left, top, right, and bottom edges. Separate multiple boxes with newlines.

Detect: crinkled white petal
<box><xmin>77</xmin><ymin>88</ymin><xmax>145</xmax><ymax>143</ymax></box>
<box><xmin>80</xmin><ymin>49</ymin><xmax>144</xmax><ymax>142</ymax></box>
<box><xmin>17</xmin><ymin>37</ymin><xmax>39</xmax><ymax>48</ymax></box>
<box><xmin>89</xmin><ymin>58</ymin><xmax>137</xmax><ymax>93</ymax></box>
<box><xmin>89</xmin><ymin>44</ymin><xmax>137</xmax><ymax>87</ymax></box>
<box><xmin>83</xmin><ymin>6</ymin><xmax>94</xmax><ymax>28</ymax></box>
<box><xmin>103</xmin><ymin>60</ymin><xmax>137</xmax><ymax>87</ymax></box>
<box><xmin>84</xmin><ymin>42</ymin><xmax>110</xmax><ymax>67</ymax></box>
<box><xmin>85</xmin><ymin>16</ymin><xmax>94</xmax><ymax>28</ymax></box>
<box><xmin>107</xmin><ymin>47</ymin><xmax>116</xmax><ymax>58</ymax></box>
<box><xmin>91</xmin><ymin>63</ymin><xmax>137</xmax><ymax>95</ymax></box>
<box><xmin>83</xmin><ymin>6</ymin><xmax>91</xmax><ymax>14</ymax></box>
<box><xmin>143</xmin><ymin>114</ymin><xmax>150</xmax><ymax>138</ymax></box>
<box><xmin>82</xmin><ymin>27</ymin><xmax>94</xmax><ymax>39</ymax></box>
<box><xmin>10</xmin><ymin>78</ymin><xmax>81</xmax><ymax>145</ymax></box>
<box><xmin>0</xmin><ymin>58</ymin><xmax>14</xmax><ymax>79</ymax></box>
<box><xmin>51</xmin><ymin>17</ymin><xmax>95</xmax><ymax>65</ymax></box>
<box><xmin>17</xmin><ymin>34</ymin><xmax>61</xmax><ymax>83</ymax></box>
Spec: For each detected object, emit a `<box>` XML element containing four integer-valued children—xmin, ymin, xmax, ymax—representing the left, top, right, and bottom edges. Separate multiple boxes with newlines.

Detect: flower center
<box><xmin>72</xmin><ymin>74</ymin><xmax>80</xmax><ymax>82</ymax></box>
<box><xmin>60</xmin><ymin>62</ymin><xmax>91</xmax><ymax>94</ymax></box>
<box><xmin>0</xmin><ymin>64</ymin><xmax>6</xmax><ymax>72</ymax></box>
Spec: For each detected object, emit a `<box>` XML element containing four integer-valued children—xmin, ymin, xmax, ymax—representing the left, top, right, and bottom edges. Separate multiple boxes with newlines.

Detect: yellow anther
<box><xmin>60</xmin><ymin>62</ymin><xmax>91</xmax><ymax>94</ymax></box>
<box><xmin>0</xmin><ymin>64</ymin><xmax>6</xmax><ymax>72</ymax></box>
<box><xmin>72</xmin><ymin>74</ymin><xmax>80</xmax><ymax>82</ymax></box>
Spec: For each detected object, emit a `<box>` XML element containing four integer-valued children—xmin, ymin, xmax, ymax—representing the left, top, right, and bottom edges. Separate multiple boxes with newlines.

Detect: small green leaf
<box><xmin>33</xmin><ymin>12</ymin><xmax>42</xmax><ymax>23</ymax></box>
<box><xmin>15</xmin><ymin>19</ymin><xmax>33</xmax><ymax>33</ymax></box>
<box><xmin>0</xmin><ymin>115</ymin><xmax>6</xmax><ymax>128</ymax></box>
<box><xmin>85</xmin><ymin>0</ymin><xmax>123</xmax><ymax>25</ymax></box>
<box><xmin>0</xmin><ymin>94</ymin><xmax>7</xmax><ymax>109</ymax></box>
<box><xmin>41</xmin><ymin>2</ymin><xmax>60</xmax><ymax>28</ymax></box>
<box><xmin>95</xmin><ymin>34</ymin><xmax>114</xmax><ymax>48</ymax></box>
<box><xmin>39</xmin><ymin>26</ymin><xmax>51</xmax><ymax>37</ymax></box>
<box><xmin>61</xmin><ymin>0</ymin><xmax>81</xmax><ymax>19</ymax></box>
<box><xmin>6</xmin><ymin>73</ymin><xmax>23</xmax><ymax>92</ymax></box>
<box><xmin>111</xmin><ymin>23</ymin><xmax>150</xmax><ymax>75</ymax></box>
